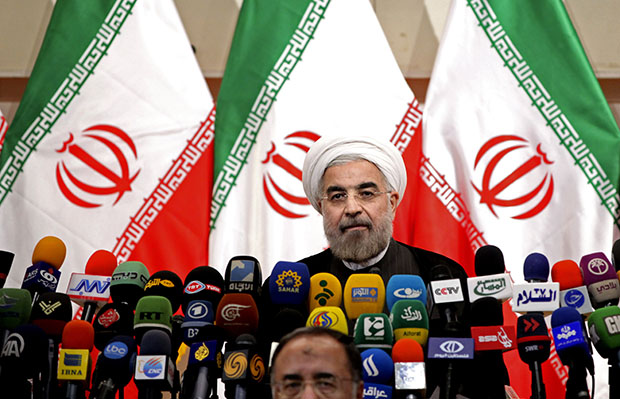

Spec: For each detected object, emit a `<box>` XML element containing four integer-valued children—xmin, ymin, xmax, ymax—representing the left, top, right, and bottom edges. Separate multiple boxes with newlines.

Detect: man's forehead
<box><xmin>322</xmin><ymin>160</ymin><xmax>385</xmax><ymax>187</ymax></box>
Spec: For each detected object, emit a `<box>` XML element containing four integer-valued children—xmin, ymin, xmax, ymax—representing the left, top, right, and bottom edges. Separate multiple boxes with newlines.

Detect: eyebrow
<box><xmin>325</xmin><ymin>181</ymin><xmax>379</xmax><ymax>194</ymax></box>
<box><xmin>280</xmin><ymin>372</ymin><xmax>337</xmax><ymax>381</ymax></box>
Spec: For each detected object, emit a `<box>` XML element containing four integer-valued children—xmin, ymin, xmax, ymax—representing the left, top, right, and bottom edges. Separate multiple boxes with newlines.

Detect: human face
<box><xmin>271</xmin><ymin>335</ymin><xmax>364</xmax><ymax>399</ymax></box>
<box><xmin>319</xmin><ymin>160</ymin><xmax>399</xmax><ymax>262</ymax></box>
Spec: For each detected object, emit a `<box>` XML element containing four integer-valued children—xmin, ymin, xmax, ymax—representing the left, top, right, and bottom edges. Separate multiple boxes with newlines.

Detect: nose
<box><xmin>343</xmin><ymin>195</ymin><xmax>362</xmax><ymax>216</ymax></box>
<box><xmin>300</xmin><ymin>382</ymin><xmax>319</xmax><ymax>399</ymax></box>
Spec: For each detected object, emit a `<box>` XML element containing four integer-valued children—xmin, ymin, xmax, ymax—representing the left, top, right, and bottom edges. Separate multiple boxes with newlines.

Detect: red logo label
<box><xmin>55</xmin><ymin>124</ymin><xmax>140</xmax><ymax>208</ymax></box>
<box><xmin>185</xmin><ymin>281</ymin><xmax>205</xmax><ymax>294</ymax></box>
<box><xmin>97</xmin><ymin>308</ymin><xmax>120</xmax><ymax>328</ymax></box>
<box><xmin>471</xmin><ymin>135</ymin><xmax>553</xmax><ymax>220</ymax></box>
<box><xmin>261</xmin><ymin>131</ymin><xmax>320</xmax><ymax>218</ymax></box>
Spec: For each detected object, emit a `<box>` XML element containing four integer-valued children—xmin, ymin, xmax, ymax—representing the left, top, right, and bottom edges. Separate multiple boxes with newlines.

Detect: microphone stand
<box><xmin>529</xmin><ymin>360</ymin><xmax>545</xmax><ymax>399</ymax></box>
<box><xmin>609</xmin><ymin>354</ymin><xmax>620</xmax><ymax>399</ymax></box>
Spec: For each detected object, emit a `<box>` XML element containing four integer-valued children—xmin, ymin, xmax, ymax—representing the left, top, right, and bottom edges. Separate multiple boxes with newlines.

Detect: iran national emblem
<box><xmin>55</xmin><ymin>124</ymin><xmax>140</xmax><ymax>208</ymax></box>
<box><xmin>261</xmin><ymin>131</ymin><xmax>320</xmax><ymax>218</ymax></box>
<box><xmin>471</xmin><ymin>135</ymin><xmax>554</xmax><ymax>220</ymax></box>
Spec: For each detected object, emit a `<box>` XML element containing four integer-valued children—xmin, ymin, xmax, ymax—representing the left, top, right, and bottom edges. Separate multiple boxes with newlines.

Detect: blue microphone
<box><xmin>524</xmin><ymin>253</ymin><xmax>550</xmax><ymax>282</ymax></box>
<box><xmin>181</xmin><ymin>300</ymin><xmax>214</xmax><ymax>345</ymax></box>
<box><xmin>269</xmin><ymin>262</ymin><xmax>310</xmax><ymax>305</ymax></box>
<box><xmin>91</xmin><ymin>335</ymin><xmax>137</xmax><ymax>399</ymax></box>
<box><xmin>385</xmin><ymin>275</ymin><xmax>427</xmax><ymax>312</ymax></box>
<box><xmin>21</xmin><ymin>261</ymin><xmax>61</xmax><ymax>299</ymax></box>
<box><xmin>361</xmin><ymin>348</ymin><xmax>393</xmax><ymax>399</ymax></box>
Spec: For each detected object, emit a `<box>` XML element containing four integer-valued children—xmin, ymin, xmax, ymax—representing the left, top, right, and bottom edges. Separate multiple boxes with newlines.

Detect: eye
<box><xmin>281</xmin><ymin>381</ymin><xmax>302</xmax><ymax>394</ymax></box>
<box><xmin>357</xmin><ymin>190</ymin><xmax>376</xmax><ymax>199</ymax></box>
<box><xmin>328</xmin><ymin>192</ymin><xmax>347</xmax><ymax>201</ymax></box>
<box><xmin>315</xmin><ymin>378</ymin><xmax>338</xmax><ymax>393</ymax></box>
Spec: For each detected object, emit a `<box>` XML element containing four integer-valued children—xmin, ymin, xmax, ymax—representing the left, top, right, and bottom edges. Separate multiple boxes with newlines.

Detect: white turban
<box><xmin>302</xmin><ymin>136</ymin><xmax>407</xmax><ymax>214</ymax></box>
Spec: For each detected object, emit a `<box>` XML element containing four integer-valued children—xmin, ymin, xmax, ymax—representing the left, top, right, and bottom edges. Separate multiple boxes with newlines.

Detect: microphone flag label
<box><xmin>559</xmin><ymin>286</ymin><xmax>594</xmax><ymax>315</ymax></box>
<box><xmin>467</xmin><ymin>273</ymin><xmax>512</xmax><ymax>302</ymax></box>
<box><xmin>552</xmin><ymin>321</ymin><xmax>586</xmax><ymax>351</ymax></box>
<box><xmin>427</xmin><ymin>337</ymin><xmax>475</xmax><ymax>359</ymax></box>
<box><xmin>512</xmin><ymin>283</ymin><xmax>560</xmax><ymax>313</ymax></box>
<box><xmin>471</xmin><ymin>325</ymin><xmax>516</xmax><ymax>351</ymax></box>
<box><xmin>429</xmin><ymin>279</ymin><xmax>463</xmax><ymax>304</ymax></box>
<box><xmin>67</xmin><ymin>273</ymin><xmax>111</xmax><ymax>303</ymax></box>
<box><xmin>58</xmin><ymin>349</ymin><xmax>89</xmax><ymax>380</ymax></box>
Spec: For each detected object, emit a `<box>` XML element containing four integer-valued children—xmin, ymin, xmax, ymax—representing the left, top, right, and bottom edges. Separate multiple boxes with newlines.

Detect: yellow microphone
<box><xmin>343</xmin><ymin>273</ymin><xmax>385</xmax><ymax>320</ymax></box>
<box><xmin>308</xmin><ymin>273</ymin><xmax>342</xmax><ymax>312</ymax></box>
<box><xmin>306</xmin><ymin>306</ymin><xmax>348</xmax><ymax>335</ymax></box>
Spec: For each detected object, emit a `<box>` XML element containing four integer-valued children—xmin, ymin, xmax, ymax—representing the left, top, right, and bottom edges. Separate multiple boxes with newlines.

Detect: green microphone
<box><xmin>588</xmin><ymin>306</ymin><xmax>620</xmax><ymax>396</ymax></box>
<box><xmin>0</xmin><ymin>288</ymin><xmax>32</xmax><ymax>329</ymax></box>
<box><xmin>134</xmin><ymin>295</ymin><xmax>173</xmax><ymax>343</ymax></box>
<box><xmin>390</xmin><ymin>299</ymin><xmax>429</xmax><ymax>346</ymax></box>
<box><xmin>110</xmin><ymin>261</ymin><xmax>150</xmax><ymax>309</ymax></box>
<box><xmin>353</xmin><ymin>313</ymin><xmax>393</xmax><ymax>351</ymax></box>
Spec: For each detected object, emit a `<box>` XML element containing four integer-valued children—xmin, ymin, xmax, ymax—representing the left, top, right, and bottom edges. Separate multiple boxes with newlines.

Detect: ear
<box><xmin>389</xmin><ymin>191</ymin><xmax>399</xmax><ymax>216</ymax></box>
<box><xmin>355</xmin><ymin>380</ymin><xmax>365</xmax><ymax>399</ymax></box>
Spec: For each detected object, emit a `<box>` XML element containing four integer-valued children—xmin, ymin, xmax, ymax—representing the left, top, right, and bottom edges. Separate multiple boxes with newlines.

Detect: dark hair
<box><xmin>270</xmin><ymin>326</ymin><xmax>363</xmax><ymax>382</ymax></box>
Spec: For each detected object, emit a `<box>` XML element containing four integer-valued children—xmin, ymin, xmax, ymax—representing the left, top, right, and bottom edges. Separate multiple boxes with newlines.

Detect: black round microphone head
<box><xmin>30</xmin><ymin>292</ymin><xmax>72</xmax><ymax>340</ymax></box>
<box><xmin>612</xmin><ymin>238</ymin><xmax>620</xmax><ymax>271</ymax></box>
<box><xmin>470</xmin><ymin>297</ymin><xmax>503</xmax><ymax>326</ymax></box>
<box><xmin>182</xmin><ymin>266</ymin><xmax>225</xmax><ymax>314</ymax></box>
<box><xmin>475</xmin><ymin>245</ymin><xmax>505</xmax><ymax>276</ymax></box>
<box><xmin>235</xmin><ymin>333</ymin><xmax>257</xmax><ymax>347</ymax></box>
<box><xmin>270</xmin><ymin>308</ymin><xmax>306</xmax><ymax>342</ymax></box>
<box><xmin>93</xmin><ymin>302</ymin><xmax>135</xmax><ymax>351</ymax></box>
<box><xmin>0</xmin><ymin>250</ymin><xmax>15</xmax><ymax>288</ymax></box>
<box><xmin>0</xmin><ymin>324</ymin><xmax>48</xmax><ymax>379</ymax></box>
<box><xmin>224</xmin><ymin>255</ymin><xmax>263</xmax><ymax>297</ymax></box>
<box><xmin>430</xmin><ymin>264</ymin><xmax>453</xmax><ymax>281</ymax></box>
<box><xmin>140</xmin><ymin>329</ymin><xmax>171</xmax><ymax>356</ymax></box>
<box><xmin>516</xmin><ymin>313</ymin><xmax>550</xmax><ymax>364</ymax></box>
<box><xmin>143</xmin><ymin>270</ymin><xmax>183</xmax><ymax>313</ymax></box>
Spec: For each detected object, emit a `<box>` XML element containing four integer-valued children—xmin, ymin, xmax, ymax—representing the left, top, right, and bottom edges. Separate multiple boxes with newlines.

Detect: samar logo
<box><xmin>471</xmin><ymin>135</ymin><xmax>553</xmax><ymax>220</ymax></box>
<box><xmin>56</xmin><ymin>124</ymin><xmax>140</xmax><ymax>208</ymax></box>
<box><xmin>261</xmin><ymin>131</ymin><xmax>320</xmax><ymax>218</ymax></box>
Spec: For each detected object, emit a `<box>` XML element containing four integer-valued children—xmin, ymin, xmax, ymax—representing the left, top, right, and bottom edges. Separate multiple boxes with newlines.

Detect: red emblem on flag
<box><xmin>471</xmin><ymin>135</ymin><xmax>554</xmax><ymax>220</ymax></box>
<box><xmin>261</xmin><ymin>131</ymin><xmax>320</xmax><ymax>218</ymax></box>
<box><xmin>55</xmin><ymin>124</ymin><xmax>140</xmax><ymax>208</ymax></box>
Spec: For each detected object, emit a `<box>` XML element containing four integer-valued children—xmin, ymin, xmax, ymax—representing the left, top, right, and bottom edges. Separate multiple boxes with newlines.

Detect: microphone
<box><xmin>134</xmin><ymin>295</ymin><xmax>173</xmax><ymax>343</ymax></box>
<box><xmin>516</xmin><ymin>313</ymin><xmax>550</xmax><ymax>399</ymax></box>
<box><xmin>66</xmin><ymin>249</ymin><xmax>117</xmax><ymax>323</ymax></box>
<box><xmin>135</xmin><ymin>329</ymin><xmax>176</xmax><ymax>396</ymax></box>
<box><xmin>390</xmin><ymin>300</ymin><xmax>429</xmax><ymax>346</ymax></box>
<box><xmin>182</xmin><ymin>266</ymin><xmax>225</xmax><ymax>314</ymax></box>
<box><xmin>92</xmin><ymin>302</ymin><xmax>134</xmax><ymax>351</ymax></box>
<box><xmin>468</xmin><ymin>245</ymin><xmax>512</xmax><ymax>302</ymax></box>
<box><xmin>308</xmin><ymin>272</ymin><xmax>342</xmax><ymax>311</ymax></box>
<box><xmin>354</xmin><ymin>313</ymin><xmax>393</xmax><ymax>351</ymax></box>
<box><xmin>361</xmin><ymin>348</ymin><xmax>393</xmax><ymax>399</ymax></box>
<box><xmin>22</xmin><ymin>236</ymin><xmax>66</xmax><ymax>302</ymax></box>
<box><xmin>185</xmin><ymin>339</ymin><xmax>223</xmax><ymax>399</ymax></box>
<box><xmin>344</xmin><ymin>273</ymin><xmax>386</xmax><ymax>319</ymax></box>
<box><xmin>0</xmin><ymin>288</ymin><xmax>32</xmax><ymax>341</ymax></box>
<box><xmin>580</xmin><ymin>252</ymin><xmax>620</xmax><ymax>308</ymax></box>
<box><xmin>513</xmin><ymin>252</ymin><xmax>559</xmax><ymax>313</ymax></box>
<box><xmin>427</xmin><ymin>265</ymin><xmax>464</xmax><ymax>335</ymax></box>
<box><xmin>269</xmin><ymin>261</ymin><xmax>311</xmax><ymax>305</ymax></box>
<box><xmin>550</xmin><ymin>307</ymin><xmax>593</xmax><ymax>399</ymax></box>
<box><xmin>91</xmin><ymin>335</ymin><xmax>137</xmax><ymax>399</ymax></box>
<box><xmin>306</xmin><ymin>306</ymin><xmax>349</xmax><ymax>335</ymax></box>
<box><xmin>182</xmin><ymin>299</ymin><xmax>215</xmax><ymax>344</ymax></box>
<box><xmin>587</xmin><ymin>306</ymin><xmax>620</xmax><ymax>398</ymax></box>
<box><xmin>221</xmin><ymin>334</ymin><xmax>266</xmax><ymax>399</ymax></box>
<box><xmin>224</xmin><ymin>256</ymin><xmax>262</xmax><ymax>298</ymax></box>
<box><xmin>143</xmin><ymin>270</ymin><xmax>184</xmax><ymax>313</ymax></box>
<box><xmin>110</xmin><ymin>261</ymin><xmax>150</xmax><ymax>309</ymax></box>
<box><xmin>215</xmin><ymin>293</ymin><xmax>259</xmax><ymax>338</ymax></box>
<box><xmin>612</xmin><ymin>238</ymin><xmax>620</xmax><ymax>271</ymax></box>
<box><xmin>524</xmin><ymin>252</ymin><xmax>550</xmax><ymax>282</ymax></box>
<box><xmin>0</xmin><ymin>250</ymin><xmax>14</xmax><ymax>288</ymax></box>
<box><xmin>57</xmin><ymin>320</ymin><xmax>94</xmax><ymax>399</ymax></box>
<box><xmin>386</xmin><ymin>275</ymin><xmax>427</xmax><ymax>312</ymax></box>
<box><xmin>551</xmin><ymin>260</ymin><xmax>594</xmax><ymax>315</ymax></box>
<box><xmin>392</xmin><ymin>338</ymin><xmax>426</xmax><ymax>398</ymax></box>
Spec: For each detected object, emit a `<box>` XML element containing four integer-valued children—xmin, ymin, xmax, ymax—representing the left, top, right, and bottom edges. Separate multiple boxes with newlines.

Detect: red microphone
<box><xmin>551</xmin><ymin>260</ymin><xmax>594</xmax><ymax>315</ymax></box>
<box><xmin>393</xmin><ymin>338</ymin><xmax>426</xmax><ymax>396</ymax></box>
<box><xmin>58</xmin><ymin>320</ymin><xmax>95</xmax><ymax>399</ymax></box>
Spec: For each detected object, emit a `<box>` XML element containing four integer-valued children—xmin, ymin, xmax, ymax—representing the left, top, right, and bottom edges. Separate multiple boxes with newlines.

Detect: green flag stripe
<box><xmin>210</xmin><ymin>0</ymin><xmax>330</xmax><ymax>228</ymax></box>
<box><xmin>468</xmin><ymin>0</ymin><xmax>620</xmax><ymax>226</ymax></box>
<box><xmin>0</xmin><ymin>0</ymin><xmax>136</xmax><ymax>205</ymax></box>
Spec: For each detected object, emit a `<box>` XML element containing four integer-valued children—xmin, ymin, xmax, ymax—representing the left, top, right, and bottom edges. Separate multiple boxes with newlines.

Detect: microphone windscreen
<box><xmin>474</xmin><ymin>245</ymin><xmax>505</xmax><ymax>276</ymax></box>
<box><xmin>0</xmin><ymin>288</ymin><xmax>32</xmax><ymax>329</ymax></box>
<box><xmin>182</xmin><ymin>266</ymin><xmax>224</xmax><ymax>313</ymax></box>
<box><xmin>308</xmin><ymin>272</ymin><xmax>342</xmax><ymax>311</ymax></box>
<box><xmin>430</xmin><ymin>264</ymin><xmax>453</xmax><ymax>281</ymax></box>
<box><xmin>523</xmin><ymin>252</ymin><xmax>550</xmax><ymax>281</ymax></box>
<box><xmin>85</xmin><ymin>249</ymin><xmax>118</xmax><ymax>276</ymax></box>
<box><xmin>224</xmin><ymin>256</ymin><xmax>262</xmax><ymax>296</ymax></box>
<box><xmin>31</xmin><ymin>236</ymin><xmax>66</xmax><ymax>269</ymax></box>
<box><xmin>550</xmin><ymin>306</ymin><xmax>590</xmax><ymax>366</ymax></box>
<box><xmin>361</xmin><ymin>348</ymin><xmax>393</xmax><ymax>384</ymax></box>
<box><xmin>0</xmin><ymin>324</ymin><xmax>48</xmax><ymax>378</ymax></box>
<box><xmin>306</xmin><ymin>306</ymin><xmax>348</xmax><ymax>336</ymax></box>
<box><xmin>134</xmin><ymin>295</ymin><xmax>173</xmax><ymax>340</ymax></box>
<box><xmin>551</xmin><ymin>260</ymin><xmax>583</xmax><ymax>290</ymax></box>
<box><xmin>269</xmin><ymin>261</ymin><xmax>310</xmax><ymax>305</ymax></box>
<box><xmin>183</xmin><ymin>300</ymin><xmax>215</xmax><ymax>325</ymax></box>
<box><xmin>392</xmin><ymin>338</ymin><xmax>424</xmax><ymax>362</ymax></box>
<box><xmin>30</xmin><ymin>292</ymin><xmax>72</xmax><ymax>339</ymax></box>
<box><xmin>353</xmin><ymin>313</ymin><xmax>393</xmax><ymax>350</ymax></box>
<box><xmin>470</xmin><ymin>297</ymin><xmax>503</xmax><ymax>326</ymax></box>
<box><xmin>551</xmin><ymin>306</ymin><xmax>582</xmax><ymax>328</ymax></box>
<box><xmin>390</xmin><ymin>300</ymin><xmax>428</xmax><ymax>345</ymax></box>
<box><xmin>613</xmin><ymin>238</ymin><xmax>620</xmax><ymax>271</ymax></box>
<box><xmin>343</xmin><ymin>273</ymin><xmax>386</xmax><ymax>319</ymax></box>
<box><xmin>99</xmin><ymin>335</ymin><xmax>137</xmax><ymax>387</ymax></box>
<box><xmin>215</xmin><ymin>293</ymin><xmax>259</xmax><ymax>337</ymax></box>
<box><xmin>143</xmin><ymin>270</ymin><xmax>183</xmax><ymax>313</ymax></box>
<box><xmin>386</xmin><ymin>274</ymin><xmax>426</xmax><ymax>312</ymax></box>
<box><xmin>587</xmin><ymin>306</ymin><xmax>620</xmax><ymax>359</ymax></box>
<box><xmin>271</xmin><ymin>308</ymin><xmax>306</xmax><ymax>341</ymax></box>
<box><xmin>580</xmin><ymin>252</ymin><xmax>617</xmax><ymax>284</ymax></box>
<box><xmin>0</xmin><ymin>250</ymin><xmax>15</xmax><ymax>287</ymax></box>
<box><xmin>140</xmin><ymin>329</ymin><xmax>172</xmax><ymax>356</ymax></box>
<box><xmin>516</xmin><ymin>313</ymin><xmax>550</xmax><ymax>363</ymax></box>
<box><xmin>110</xmin><ymin>261</ymin><xmax>150</xmax><ymax>308</ymax></box>
<box><xmin>62</xmin><ymin>320</ymin><xmax>95</xmax><ymax>351</ymax></box>
<box><xmin>93</xmin><ymin>302</ymin><xmax>135</xmax><ymax>351</ymax></box>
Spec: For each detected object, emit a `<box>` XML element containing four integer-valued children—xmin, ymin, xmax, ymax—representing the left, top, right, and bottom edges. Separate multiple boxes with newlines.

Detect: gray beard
<box><xmin>323</xmin><ymin>211</ymin><xmax>393</xmax><ymax>263</ymax></box>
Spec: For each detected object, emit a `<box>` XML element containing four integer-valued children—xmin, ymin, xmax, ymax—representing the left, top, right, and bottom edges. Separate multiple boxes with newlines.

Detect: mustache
<box><xmin>339</xmin><ymin>217</ymin><xmax>372</xmax><ymax>231</ymax></box>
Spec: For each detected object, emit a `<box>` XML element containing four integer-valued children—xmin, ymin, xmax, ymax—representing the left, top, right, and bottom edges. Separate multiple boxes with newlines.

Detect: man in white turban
<box><xmin>299</xmin><ymin>135</ymin><xmax>467</xmax><ymax>288</ymax></box>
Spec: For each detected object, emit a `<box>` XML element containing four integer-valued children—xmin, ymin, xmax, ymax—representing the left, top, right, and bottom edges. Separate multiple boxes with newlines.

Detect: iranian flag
<box><xmin>0</xmin><ymin>109</ymin><xmax>8</xmax><ymax>153</ymax></box>
<box><xmin>0</xmin><ymin>0</ymin><xmax>214</xmax><ymax>288</ymax></box>
<box><xmin>416</xmin><ymin>0</ymin><xmax>620</xmax><ymax>397</ymax></box>
<box><xmin>210</xmin><ymin>0</ymin><xmax>421</xmax><ymax>275</ymax></box>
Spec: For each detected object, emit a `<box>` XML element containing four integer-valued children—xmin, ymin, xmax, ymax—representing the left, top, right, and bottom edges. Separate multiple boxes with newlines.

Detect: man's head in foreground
<box><xmin>302</xmin><ymin>136</ymin><xmax>406</xmax><ymax>263</ymax></box>
<box><xmin>270</xmin><ymin>327</ymin><xmax>364</xmax><ymax>399</ymax></box>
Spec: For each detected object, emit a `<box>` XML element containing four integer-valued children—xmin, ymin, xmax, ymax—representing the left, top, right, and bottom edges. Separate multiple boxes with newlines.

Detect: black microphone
<box><xmin>224</xmin><ymin>256</ymin><xmax>262</xmax><ymax>299</ymax></box>
<box><xmin>135</xmin><ymin>329</ymin><xmax>176</xmax><ymax>398</ymax></box>
<box><xmin>222</xmin><ymin>334</ymin><xmax>266</xmax><ymax>399</ymax></box>
<box><xmin>90</xmin><ymin>335</ymin><xmax>137</xmax><ymax>399</ymax></box>
<box><xmin>92</xmin><ymin>302</ymin><xmax>134</xmax><ymax>351</ymax></box>
<box><xmin>0</xmin><ymin>250</ymin><xmax>15</xmax><ymax>289</ymax></box>
<box><xmin>517</xmin><ymin>313</ymin><xmax>550</xmax><ymax>399</ymax></box>
<box><xmin>144</xmin><ymin>270</ymin><xmax>184</xmax><ymax>313</ymax></box>
<box><xmin>428</xmin><ymin>264</ymin><xmax>465</xmax><ymax>335</ymax></box>
<box><xmin>182</xmin><ymin>266</ymin><xmax>225</xmax><ymax>315</ymax></box>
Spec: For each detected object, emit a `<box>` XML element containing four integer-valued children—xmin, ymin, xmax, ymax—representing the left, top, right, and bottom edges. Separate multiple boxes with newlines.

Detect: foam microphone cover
<box><xmin>182</xmin><ymin>266</ymin><xmax>224</xmax><ymax>313</ymax></box>
<box><xmin>551</xmin><ymin>260</ymin><xmax>584</xmax><ymax>290</ymax></box>
<box><xmin>143</xmin><ymin>270</ymin><xmax>183</xmax><ymax>313</ymax></box>
<box><xmin>141</xmin><ymin>329</ymin><xmax>172</xmax><ymax>356</ymax></box>
<box><xmin>134</xmin><ymin>295</ymin><xmax>173</xmax><ymax>342</ymax></box>
<box><xmin>0</xmin><ymin>324</ymin><xmax>48</xmax><ymax>379</ymax></box>
<box><xmin>587</xmin><ymin>306</ymin><xmax>620</xmax><ymax>359</ymax></box>
<box><xmin>392</xmin><ymin>338</ymin><xmax>426</xmax><ymax>390</ymax></box>
<box><xmin>271</xmin><ymin>308</ymin><xmax>306</xmax><ymax>341</ymax></box>
<box><xmin>386</xmin><ymin>274</ymin><xmax>426</xmax><ymax>312</ymax></box>
<box><xmin>224</xmin><ymin>255</ymin><xmax>262</xmax><ymax>296</ymax></box>
<box><xmin>343</xmin><ymin>273</ymin><xmax>385</xmax><ymax>319</ymax></box>
<box><xmin>474</xmin><ymin>245</ymin><xmax>505</xmax><ymax>276</ymax></box>
<box><xmin>0</xmin><ymin>288</ymin><xmax>32</xmax><ymax>329</ymax></box>
<box><xmin>613</xmin><ymin>238</ymin><xmax>620</xmax><ymax>271</ymax></box>
<box><xmin>85</xmin><ymin>249</ymin><xmax>118</xmax><ymax>276</ymax></box>
<box><xmin>215</xmin><ymin>293</ymin><xmax>259</xmax><ymax>338</ymax></box>
<box><xmin>269</xmin><ymin>261</ymin><xmax>310</xmax><ymax>305</ymax></box>
<box><xmin>550</xmin><ymin>307</ymin><xmax>591</xmax><ymax>367</ymax></box>
<box><xmin>308</xmin><ymin>272</ymin><xmax>342</xmax><ymax>311</ymax></box>
<box><xmin>361</xmin><ymin>348</ymin><xmax>393</xmax><ymax>384</ymax></box>
<box><xmin>516</xmin><ymin>313</ymin><xmax>550</xmax><ymax>364</ymax></box>
<box><xmin>30</xmin><ymin>291</ymin><xmax>72</xmax><ymax>339</ymax></box>
<box><xmin>389</xmin><ymin>299</ymin><xmax>429</xmax><ymax>345</ymax></box>
<box><xmin>392</xmin><ymin>338</ymin><xmax>425</xmax><ymax>362</ymax></box>
<box><xmin>354</xmin><ymin>313</ymin><xmax>393</xmax><ymax>351</ymax></box>
<box><xmin>306</xmin><ymin>306</ymin><xmax>348</xmax><ymax>336</ymax></box>
<box><xmin>110</xmin><ymin>261</ymin><xmax>150</xmax><ymax>308</ymax></box>
<box><xmin>580</xmin><ymin>252</ymin><xmax>620</xmax><ymax>306</ymax></box>
<box><xmin>0</xmin><ymin>250</ymin><xmax>14</xmax><ymax>288</ymax></box>
<box><xmin>32</xmin><ymin>235</ymin><xmax>66</xmax><ymax>270</ymax></box>
<box><xmin>524</xmin><ymin>252</ymin><xmax>550</xmax><ymax>282</ymax></box>
<box><xmin>470</xmin><ymin>297</ymin><xmax>503</xmax><ymax>326</ymax></box>
<box><xmin>93</xmin><ymin>302</ymin><xmax>134</xmax><ymax>351</ymax></box>
<box><xmin>99</xmin><ymin>335</ymin><xmax>138</xmax><ymax>388</ymax></box>
<box><xmin>62</xmin><ymin>320</ymin><xmax>95</xmax><ymax>351</ymax></box>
